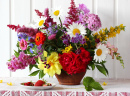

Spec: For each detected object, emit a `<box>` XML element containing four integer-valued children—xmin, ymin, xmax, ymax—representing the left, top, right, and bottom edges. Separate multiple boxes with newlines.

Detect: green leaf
<box><xmin>85</xmin><ymin>86</ymin><xmax>92</xmax><ymax>91</ymax></box>
<box><xmin>101</xmin><ymin>64</ymin><xmax>109</xmax><ymax>75</ymax></box>
<box><xmin>89</xmin><ymin>82</ymin><xmax>103</xmax><ymax>90</ymax></box>
<box><xmin>57</xmin><ymin>39</ymin><xmax>63</xmax><ymax>47</ymax></box>
<box><xmin>39</xmin><ymin>70</ymin><xmax>45</xmax><ymax>79</ymax></box>
<box><xmin>16</xmin><ymin>41</ymin><xmax>20</xmax><ymax>47</ymax></box>
<box><xmin>89</xmin><ymin>63</ymin><xmax>95</xmax><ymax>70</ymax></box>
<box><xmin>29</xmin><ymin>70</ymin><xmax>40</xmax><ymax>76</ymax></box>
<box><xmin>34</xmin><ymin>65</ymin><xmax>39</xmax><ymax>69</ymax></box>
<box><xmin>96</xmin><ymin>65</ymin><xmax>107</xmax><ymax>76</ymax></box>
<box><xmin>8</xmin><ymin>59</ymin><xmax>11</xmax><ymax>62</ymax></box>
<box><xmin>83</xmin><ymin>76</ymin><xmax>104</xmax><ymax>91</ymax></box>
<box><xmin>56</xmin><ymin>30</ymin><xmax>63</xmax><ymax>38</ymax></box>
<box><xmin>29</xmin><ymin>65</ymin><xmax>33</xmax><ymax>72</ymax></box>
<box><xmin>83</xmin><ymin>77</ymin><xmax>95</xmax><ymax>87</ymax></box>
<box><xmin>14</xmin><ymin>50</ymin><xmax>19</xmax><ymax>58</ymax></box>
<box><xmin>34</xmin><ymin>58</ymin><xmax>38</xmax><ymax>63</ymax></box>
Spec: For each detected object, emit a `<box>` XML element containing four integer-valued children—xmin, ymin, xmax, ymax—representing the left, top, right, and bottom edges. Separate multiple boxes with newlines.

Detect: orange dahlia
<box><xmin>35</xmin><ymin>32</ymin><xmax>46</xmax><ymax>46</ymax></box>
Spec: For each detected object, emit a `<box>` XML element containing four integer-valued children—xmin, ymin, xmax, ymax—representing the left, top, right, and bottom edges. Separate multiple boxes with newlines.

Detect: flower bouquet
<box><xmin>7</xmin><ymin>0</ymin><xmax>125</xmax><ymax>91</ymax></box>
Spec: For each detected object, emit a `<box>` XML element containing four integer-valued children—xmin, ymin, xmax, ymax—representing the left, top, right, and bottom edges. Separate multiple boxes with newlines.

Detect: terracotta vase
<box><xmin>55</xmin><ymin>70</ymin><xmax>86</xmax><ymax>85</ymax></box>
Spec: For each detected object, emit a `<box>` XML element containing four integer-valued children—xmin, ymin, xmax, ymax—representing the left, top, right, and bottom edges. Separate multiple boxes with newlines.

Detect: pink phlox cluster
<box><xmin>83</xmin><ymin>14</ymin><xmax>101</xmax><ymax>31</ymax></box>
<box><xmin>35</xmin><ymin>9</ymin><xmax>44</xmax><ymax>18</ymax></box>
<box><xmin>16</xmin><ymin>26</ymin><xmax>39</xmax><ymax>38</ymax></box>
<box><xmin>7</xmin><ymin>24</ymin><xmax>21</xmax><ymax>31</ymax></box>
<box><xmin>7</xmin><ymin>52</ymin><xmax>37</xmax><ymax>72</ymax></box>
<box><xmin>78</xmin><ymin>4</ymin><xmax>90</xmax><ymax>14</ymax></box>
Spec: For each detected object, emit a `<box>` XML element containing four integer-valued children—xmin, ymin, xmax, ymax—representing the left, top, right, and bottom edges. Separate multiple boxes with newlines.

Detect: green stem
<box><xmin>59</xmin><ymin>17</ymin><xmax>62</xmax><ymax>28</ymax></box>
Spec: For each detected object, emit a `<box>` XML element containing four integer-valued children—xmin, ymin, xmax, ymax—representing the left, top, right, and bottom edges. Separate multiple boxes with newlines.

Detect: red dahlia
<box><xmin>35</xmin><ymin>32</ymin><xmax>46</xmax><ymax>46</ymax></box>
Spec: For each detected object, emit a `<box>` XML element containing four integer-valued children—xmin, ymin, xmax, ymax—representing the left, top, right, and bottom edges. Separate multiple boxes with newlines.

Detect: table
<box><xmin>0</xmin><ymin>77</ymin><xmax>130</xmax><ymax>96</ymax></box>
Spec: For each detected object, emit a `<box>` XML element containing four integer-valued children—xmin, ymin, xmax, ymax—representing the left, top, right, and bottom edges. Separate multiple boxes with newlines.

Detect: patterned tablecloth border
<box><xmin>0</xmin><ymin>91</ymin><xmax>130</xmax><ymax>96</ymax></box>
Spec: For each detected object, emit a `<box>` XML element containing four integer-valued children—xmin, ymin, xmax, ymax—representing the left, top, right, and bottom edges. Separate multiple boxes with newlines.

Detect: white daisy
<box><xmin>36</xmin><ymin>17</ymin><xmax>46</xmax><ymax>28</ymax></box>
<box><xmin>94</xmin><ymin>44</ymin><xmax>108</xmax><ymax>63</ymax></box>
<box><xmin>66</xmin><ymin>23</ymin><xmax>86</xmax><ymax>38</ymax></box>
<box><xmin>50</xmin><ymin>7</ymin><xmax>63</xmax><ymax>22</ymax></box>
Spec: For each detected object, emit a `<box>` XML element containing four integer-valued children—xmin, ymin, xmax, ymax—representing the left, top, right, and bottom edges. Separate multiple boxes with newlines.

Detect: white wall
<box><xmin>0</xmin><ymin>0</ymin><xmax>130</xmax><ymax>79</ymax></box>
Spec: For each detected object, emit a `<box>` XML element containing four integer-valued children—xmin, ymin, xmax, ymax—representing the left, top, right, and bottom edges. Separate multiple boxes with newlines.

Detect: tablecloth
<box><xmin>0</xmin><ymin>77</ymin><xmax>130</xmax><ymax>96</ymax></box>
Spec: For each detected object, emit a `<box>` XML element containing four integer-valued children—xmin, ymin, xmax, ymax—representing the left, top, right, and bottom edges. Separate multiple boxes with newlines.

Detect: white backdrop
<box><xmin>0</xmin><ymin>0</ymin><xmax>130</xmax><ymax>79</ymax></box>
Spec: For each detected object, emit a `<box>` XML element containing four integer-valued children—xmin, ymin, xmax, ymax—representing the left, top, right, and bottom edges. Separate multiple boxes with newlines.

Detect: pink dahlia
<box><xmin>19</xmin><ymin>39</ymin><xmax>27</xmax><ymax>50</ymax></box>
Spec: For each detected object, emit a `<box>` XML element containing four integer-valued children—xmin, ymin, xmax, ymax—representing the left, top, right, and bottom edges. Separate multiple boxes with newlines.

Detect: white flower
<box><xmin>36</xmin><ymin>17</ymin><xmax>46</xmax><ymax>28</ymax></box>
<box><xmin>66</xmin><ymin>23</ymin><xmax>86</xmax><ymax>38</ymax></box>
<box><xmin>50</xmin><ymin>7</ymin><xmax>63</xmax><ymax>22</ymax></box>
<box><xmin>94</xmin><ymin>44</ymin><xmax>108</xmax><ymax>63</ymax></box>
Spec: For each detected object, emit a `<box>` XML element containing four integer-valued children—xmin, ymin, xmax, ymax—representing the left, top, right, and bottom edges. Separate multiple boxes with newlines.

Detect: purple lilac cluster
<box><xmin>46</xmin><ymin>23</ymin><xmax>58</xmax><ymax>35</ymax></box>
<box><xmin>7</xmin><ymin>52</ymin><xmax>36</xmax><ymax>72</ymax></box>
<box><xmin>17</xmin><ymin>33</ymin><xmax>27</xmax><ymax>41</ymax></box>
<box><xmin>71</xmin><ymin>33</ymin><xmax>86</xmax><ymax>44</ymax></box>
<box><xmin>17</xmin><ymin>26</ymin><xmax>39</xmax><ymax>38</ymax></box>
<box><xmin>62</xmin><ymin>34</ymin><xmax>70</xmax><ymax>46</ymax></box>
<box><xmin>82</xmin><ymin>14</ymin><xmax>101</xmax><ymax>31</ymax></box>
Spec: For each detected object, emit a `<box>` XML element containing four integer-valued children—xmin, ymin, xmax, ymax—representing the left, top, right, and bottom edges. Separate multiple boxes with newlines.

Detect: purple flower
<box><xmin>37</xmin><ymin>44</ymin><xmax>43</xmax><ymax>55</ymax></box>
<box><xmin>46</xmin><ymin>25</ymin><xmax>59</xmax><ymax>35</ymax></box>
<box><xmin>62</xmin><ymin>34</ymin><xmax>70</xmax><ymax>46</ymax></box>
<box><xmin>78</xmin><ymin>4</ymin><xmax>90</xmax><ymax>14</ymax></box>
<box><xmin>29</xmin><ymin>43</ymin><xmax>34</xmax><ymax>53</ymax></box>
<box><xmin>17</xmin><ymin>33</ymin><xmax>27</xmax><ymax>41</ymax></box>
<box><xmin>71</xmin><ymin>33</ymin><xmax>86</xmax><ymax>44</ymax></box>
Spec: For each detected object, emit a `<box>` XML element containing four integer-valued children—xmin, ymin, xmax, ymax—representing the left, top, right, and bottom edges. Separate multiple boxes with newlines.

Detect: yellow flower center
<box><xmin>36</xmin><ymin>37</ymin><xmax>40</xmax><ymax>42</ymax></box>
<box><xmin>49</xmin><ymin>61</ymin><xmax>54</xmax><ymax>66</ymax></box>
<box><xmin>53</xmin><ymin>10</ymin><xmax>60</xmax><ymax>16</ymax></box>
<box><xmin>39</xmin><ymin>20</ymin><xmax>44</xmax><ymax>26</ymax></box>
<box><xmin>73</xmin><ymin>28</ymin><xmax>80</xmax><ymax>35</ymax></box>
<box><xmin>96</xmin><ymin>49</ymin><xmax>102</xmax><ymax>56</ymax></box>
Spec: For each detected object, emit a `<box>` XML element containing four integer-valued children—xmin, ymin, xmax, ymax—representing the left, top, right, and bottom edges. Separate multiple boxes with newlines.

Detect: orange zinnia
<box><xmin>35</xmin><ymin>32</ymin><xmax>46</xmax><ymax>46</ymax></box>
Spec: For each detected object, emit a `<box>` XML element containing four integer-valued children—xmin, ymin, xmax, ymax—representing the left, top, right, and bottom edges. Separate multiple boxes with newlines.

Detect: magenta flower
<box><xmin>48</xmin><ymin>34</ymin><xmax>56</xmax><ymax>40</ymax></box>
<box><xmin>19</xmin><ymin>39</ymin><xmax>27</xmax><ymax>50</ymax></box>
<box><xmin>44</xmin><ymin>8</ymin><xmax>49</xmax><ymax>17</ymax></box>
<box><xmin>7</xmin><ymin>52</ymin><xmax>37</xmax><ymax>72</ymax></box>
<box><xmin>78</xmin><ymin>4</ymin><xmax>90</xmax><ymax>14</ymax></box>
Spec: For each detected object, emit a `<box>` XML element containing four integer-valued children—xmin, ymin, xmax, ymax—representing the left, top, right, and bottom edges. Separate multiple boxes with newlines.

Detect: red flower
<box><xmin>59</xmin><ymin>49</ymin><xmax>92</xmax><ymax>75</ymax></box>
<box><xmin>35</xmin><ymin>32</ymin><xmax>46</xmax><ymax>46</ymax></box>
<box><xmin>79</xmin><ymin>47</ymin><xmax>92</xmax><ymax>64</ymax></box>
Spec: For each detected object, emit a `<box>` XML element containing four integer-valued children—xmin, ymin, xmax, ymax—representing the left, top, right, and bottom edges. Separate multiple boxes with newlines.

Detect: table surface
<box><xmin>0</xmin><ymin>77</ymin><xmax>130</xmax><ymax>95</ymax></box>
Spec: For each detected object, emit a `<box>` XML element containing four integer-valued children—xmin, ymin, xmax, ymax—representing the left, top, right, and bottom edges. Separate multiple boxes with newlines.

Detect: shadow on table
<box><xmin>52</xmin><ymin>87</ymin><xmax>64</xmax><ymax>90</ymax></box>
